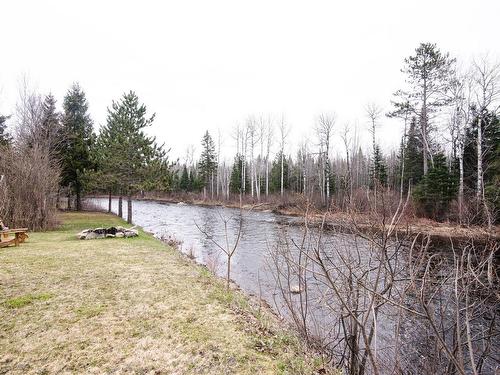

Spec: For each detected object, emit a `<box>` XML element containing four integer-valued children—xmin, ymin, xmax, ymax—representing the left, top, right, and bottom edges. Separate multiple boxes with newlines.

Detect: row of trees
<box><xmin>0</xmin><ymin>82</ymin><xmax>170</xmax><ymax>226</ymax></box>
<box><xmin>1</xmin><ymin>42</ymin><xmax>498</xmax><ymax>226</ymax></box>
<box><xmin>169</xmin><ymin>43</ymin><xmax>499</xmax><ymax>225</ymax></box>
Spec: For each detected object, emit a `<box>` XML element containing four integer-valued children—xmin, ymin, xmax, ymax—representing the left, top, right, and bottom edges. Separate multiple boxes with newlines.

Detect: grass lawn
<box><xmin>0</xmin><ymin>212</ymin><xmax>327</xmax><ymax>374</ymax></box>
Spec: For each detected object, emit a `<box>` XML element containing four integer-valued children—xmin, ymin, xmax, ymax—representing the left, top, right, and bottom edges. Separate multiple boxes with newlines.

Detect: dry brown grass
<box><xmin>0</xmin><ymin>212</ymin><xmax>328</xmax><ymax>374</ymax></box>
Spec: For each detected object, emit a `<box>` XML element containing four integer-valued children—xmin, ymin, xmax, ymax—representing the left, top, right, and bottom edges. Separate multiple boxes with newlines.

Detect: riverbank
<box><xmin>101</xmin><ymin>194</ymin><xmax>500</xmax><ymax>244</ymax></box>
<box><xmin>0</xmin><ymin>212</ymin><xmax>330</xmax><ymax>374</ymax></box>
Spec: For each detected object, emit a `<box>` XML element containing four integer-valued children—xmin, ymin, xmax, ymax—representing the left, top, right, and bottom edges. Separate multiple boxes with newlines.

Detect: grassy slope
<box><xmin>0</xmin><ymin>212</ymin><xmax>327</xmax><ymax>375</ymax></box>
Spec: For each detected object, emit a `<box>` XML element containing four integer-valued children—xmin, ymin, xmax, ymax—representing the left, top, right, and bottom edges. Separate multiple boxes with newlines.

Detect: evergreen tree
<box><xmin>60</xmin><ymin>83</ymin><xmax>95</xmax><ymax>211</ymax></box>
<box><xmin>40</xmin><ymin>93</ymin><xmax>62</xmax><ymax>154</ymax></box>
<box><xmin>414</xmin><ymin>153</ymin><xmax>457</xmax><ymax>220</ymax></box>
<box><xmin>229</xmin><ymin>154</ymin><xmax>248</xmax><ymax>194</ymax></box>
<box><xmin>393</xmin><ymin>43</ymin><xmax>455</xmax><ymax>175</ymax></box>
<box><xmin>0</xmin><ymin>114</ymin><xmax>11</xmax><ymax>147</ymax></box>
<box><xmin>401</xmin><ymin>117</ymin><xmax>424</xmax><ymax>188</ymax></box>
<box><xmin>198</xmin><ymin>131</ymin><xmax>217</xmax><ymax>197</ymax></box>
<box><xmin>370</xmin><ymin>144</ymin><xmax>387</xmax><ymax>187</ymax></box>
<box><xmin>97</xmin><ymin>91</ymin><xmax>166</xmax><ymax>222</ymax></box>
<box><xmin>179</xmin><ymin>166</ymin><xmax>190</xmax><ymax>191</ymax></box>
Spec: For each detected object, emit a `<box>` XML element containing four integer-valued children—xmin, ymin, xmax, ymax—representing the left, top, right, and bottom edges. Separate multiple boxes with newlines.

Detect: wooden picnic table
<box><xmin>0</xmin><ymin>228</ymin><xmax>29</xmax><ymax>248</ymax></box>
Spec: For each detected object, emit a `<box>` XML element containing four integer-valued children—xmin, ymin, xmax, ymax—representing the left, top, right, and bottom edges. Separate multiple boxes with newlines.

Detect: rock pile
<box><xmin>77</xmin><ymin>226</ymin><xmax>139</xmax><ymax>240</ymax></box>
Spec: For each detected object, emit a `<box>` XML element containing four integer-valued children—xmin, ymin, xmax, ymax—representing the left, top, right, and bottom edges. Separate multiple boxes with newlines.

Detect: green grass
<box><xmin>4</xmin><ymin>293</ymin><xmax>53</xmax><ymax>309</ymax></box>
<box><xmin>0</xmin><ymin>211</ymin><xmax>331</xmax><ymax>374</ymax></box>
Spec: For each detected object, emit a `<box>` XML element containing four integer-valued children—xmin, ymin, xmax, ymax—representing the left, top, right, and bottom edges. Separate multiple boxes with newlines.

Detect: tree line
<box><xmin>1</xmin><ymin>42</ymin><xmax>498</xmax><ymax>227</ymax></box>
<box><xmin>169</xmin><ymin>43</ymin><xmax>500</xmax><ymax>226</ymax></box>
<box><xmin>0</xmin><ymin>83</ymin><xmax>169</xmax><ymax>227</ymax></box>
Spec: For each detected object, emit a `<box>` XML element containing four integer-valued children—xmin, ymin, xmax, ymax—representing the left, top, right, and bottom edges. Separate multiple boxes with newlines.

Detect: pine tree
<box><xmin>0</xmin><ymin>114</ymin><xmax>11</xmax><ymax>147</ymax></box>
<box><xmin>179</xmin><ymin>166</ymin><xmax>190</xmax><ymax>191</ymax></box>
<box><xmin>414</xmin><ymin>153</ymin><xmax>457</xmax><ymax>220</ymax></box>
<box><xmin>370</xmin><ymin>144</ymin><xmax>387</xmax><ymax>187</ymax></box>
<box><xmin>401</xmin><ymin>117</ymin><xmax>424</xmax><ymax>188</ymax></box>
<box><xmin>229</xmin><ymin>154</ymin><xmax>248</xmax><ymax>194</ymax></box>
<box><xmin>97</xmin><ymin>91</ymin><xmax>165</xmax><ymax>222</ymax></box>
<box><xmin>198</xmin><ymin>131</ymin><xmax>217</xmax><ymax>198</ymax></box>
<box><xmin>60</xmin><ymin>83</ymin><xmax>95</xmax><ymax>211</ymax></box>
<box><xmin>393</xmin><ymin>43</ymin><xmax>455</xmax><ymax>175</ymax></box>
<box><xmin>40</xmin><ymin>94</ymin><xmax>62</xmax><ymax>154</ymax></box>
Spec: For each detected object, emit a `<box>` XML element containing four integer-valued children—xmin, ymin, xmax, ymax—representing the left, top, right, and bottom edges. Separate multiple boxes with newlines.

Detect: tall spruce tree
<box><xmin>198</xmin><ymin>131</ymin><xmax>217</xmax><ymax>199</ymax></box>
<box><xmin>229</xmin><ymin>154</ymin><xmax>248</xmax><ymax>194</ymax></box>
<box><xmin>414</xmin><ymin>153</ymin><xmax>457</xmax><ymax>220</ymax></box>
<box><xmin>98</xmin><ymin>91</ymin><xmax>165</xmax><ymax>223</ymax></box>
<box><xmin>60</xmin><ymin>83</ymin><xmax>94</xmax><ymax>211</ymax></box>
<box><xmin>179</xmin><ymin>166</ymin><xmax>190</xmax><ymax>191</ymax></box>
<box><xmin>370</xmin><ymin>145</ymin><xmax>388</xmax><ymax>187</ymax></box>
<box><xmin>401</xmin><ymin>117</ymin><xmax>424</xmax><ymax>188</ymax></box>
<box><xmin>40</xmin><ymin>93</ymin><xmax>62</xmax><ymax>155</ymax></box>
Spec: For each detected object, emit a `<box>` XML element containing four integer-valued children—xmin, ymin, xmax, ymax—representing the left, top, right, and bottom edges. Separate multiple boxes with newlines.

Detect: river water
<box><xmin>89</xmin><ymin>198</ymin><xmax>498</xmax><ymax>374</ymax></box>
<box><xmin>90</xmin><ymin>198</ymin><xmax>304</xmax><ymax>302</ymax></box>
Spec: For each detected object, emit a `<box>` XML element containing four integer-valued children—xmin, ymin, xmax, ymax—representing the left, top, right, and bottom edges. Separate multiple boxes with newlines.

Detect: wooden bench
<box><xmin>0</xmin><ymin>228</ymin><xmax>29</xmax><ymax>248</ymax></box>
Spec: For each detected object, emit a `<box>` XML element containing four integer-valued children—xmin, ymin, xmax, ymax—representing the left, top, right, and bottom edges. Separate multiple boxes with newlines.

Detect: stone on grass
<box><xmin>77</xmin><ymin>226</ymin><xmax>139</xmax><ymax>240</ymax></box>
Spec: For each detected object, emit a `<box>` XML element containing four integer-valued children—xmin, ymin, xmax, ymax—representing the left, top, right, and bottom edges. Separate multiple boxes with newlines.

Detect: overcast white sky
<box><xmin>1</xmin><ymin>0</ymin><xmax>499</xmax><ymax>161</ymax></box>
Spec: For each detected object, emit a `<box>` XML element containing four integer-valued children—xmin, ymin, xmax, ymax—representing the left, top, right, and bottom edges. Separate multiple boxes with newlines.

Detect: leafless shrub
<box><xmin>196</xmin><ymin>208</ymin><xmax>244</xmax><ymax>289</ymax></box>
<box><xmin>0</xmin><ymin>145</ymin><xmax>60</xmax><ymax>230</ymax></box>
<box><xmin>268</xmin><ymin>189</ymin><xmax>499</xmax><ymax>374</ymax></box>
<box><xmin>157</xmin><ymin>233</ymin><xmax>183</xmax><ymax>250</ymax></box>
<box><xmin>186</xmin><ymin>246</ymin><xmax>196</xmax><ymax>260</ymax></box>
<box><xmin>205</xmin><ymin>250</ymin><xmax>221</xmax><ymax>274</ymax></box>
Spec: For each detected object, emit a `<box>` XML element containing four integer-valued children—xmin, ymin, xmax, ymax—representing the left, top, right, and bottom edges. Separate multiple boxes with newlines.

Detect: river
<box><xmin>88</xmin><ymin>198</ymin><xmax>498</xmax><ymax>374</ymax></box>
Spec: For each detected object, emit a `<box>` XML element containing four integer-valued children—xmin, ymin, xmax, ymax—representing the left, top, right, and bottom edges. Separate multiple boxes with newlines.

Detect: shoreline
<box><xmin>0</xmin><ymin>211</ymin><xmax>330</xmax><ymax>374</ymax></box>
<box><xmin>87</xmin><ymin>194</ymin><xmax>500</xmax><ymax>245</ymax></box>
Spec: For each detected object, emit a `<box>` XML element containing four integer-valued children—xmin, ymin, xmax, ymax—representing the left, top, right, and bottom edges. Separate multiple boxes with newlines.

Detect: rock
<box><xmin>77</xmin><ymin>226</ymin><xmax>138</xmax><ymax>240</ymax></box>
<box><xmin>290</xmin><ymin>285</ymin><xmax>302</xmax><ymax>294</ymax></box>
<box><xmin>84</xmin><ymin>232</ymin><xmax>98</xmax><ymax>240</ymax></box>
<box><xmin>123</xmin><ymin>229</ymin><xmax>138</xmax><ymax>238</ymax></box>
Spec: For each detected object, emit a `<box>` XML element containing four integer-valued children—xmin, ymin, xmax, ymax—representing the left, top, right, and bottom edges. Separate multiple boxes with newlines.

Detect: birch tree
<box><xmin>471</xmin><ymin>56</ymin><xmax>500</xmax><ymax>227</ymax></box>
<box><xmin>278</xmin><ymin>115</ymin><xmax>290</xmax><ymax>197</ymax></box>
<box><xmin>316</xmin><ymin>113</ymin><xmax>335</xmax><ymax>208</ymax></box>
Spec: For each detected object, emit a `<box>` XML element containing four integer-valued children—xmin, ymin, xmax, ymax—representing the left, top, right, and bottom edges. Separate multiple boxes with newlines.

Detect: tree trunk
<box><xmin>118</xmin><ymin>196</ymin><xmax>123</xmax><ymax>218</ymax></box>
<box><xmin>476</xmin><ymin>117</ymin><xmax>483</xmax><ymax>201</ymax></box>
<box><xmin>458</xmin><ymin>153</ymin><xmax>464</xmax><ymax>223</ymax></box>
<box><xmin>76</xmin><ymin>185</ymin><xmax>82</xmax><ymax>211</ymax></box>
<box><xmin>67</xmin><ymin>190</ymin><xmax>71</xmax><ymax>210</ymax></box>
<box><xmin>56</xmin><ymin>188</ymin><xmax>60</xmax><ymax>210</ymax></box>
<box><xmin>127</xmin><ymin>193</ymin><xmax>132</xmax><ymax>224</ymax></box>
<box><xmin>226</xmin><ymin>255</ymin><xmax>231</xmax><ymax>290</ymax></box>
<box><xmin>265</xmin><ymin>157</ymin><xmax>269</xmax><ymax>197</ymax></box>
<box><xmin>326</xmin><ymin>157</ymin><xmax>330</xmax><ymax>209</ymax></box>
<box><xmin>280</xmin><ymin>151</ymin><xmax>284</xmax><ymax>197</ymax></box>
<box><xmin>108</xmin><ymin>191</ymin><xmax>112</xmax><ymax>213</ymax></box>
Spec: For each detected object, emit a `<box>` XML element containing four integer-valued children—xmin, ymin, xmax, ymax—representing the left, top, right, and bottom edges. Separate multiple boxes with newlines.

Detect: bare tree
<box><xmin>471</xmin><ymin>56</ymin><xmax>500</xmax><ymax>227</ymax></box>
<box><xmin>316</xmin><ymin>113</ymin><xmax>335</xmax><ymax>209</ymax></box>
<box><xmin>278</xmin><ymin>115</ymin><xmax>290</xmax><ymax>197</ymax></box>
<box><xmin>196</xmin><ymin>208</ymin><xmax>244</xmax><ymax>289</ymax></box>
